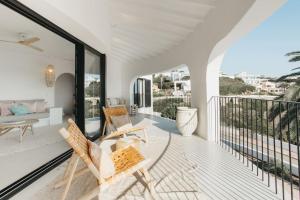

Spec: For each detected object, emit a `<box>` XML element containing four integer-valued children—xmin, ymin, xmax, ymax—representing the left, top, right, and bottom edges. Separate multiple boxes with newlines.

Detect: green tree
<box><xmin>219</xmin><ymin>77</ymin><xmax>255</xmax><ymax>95</ymax></box>
<box><xmin>269</xmin><ymin>51</ymin><xmax>300</xmax><ymax>142</ymax></box>
<box><xmin>85</xmin><ymin>81</ymin><xmax>100</xmax><ymax>97</ymax></box>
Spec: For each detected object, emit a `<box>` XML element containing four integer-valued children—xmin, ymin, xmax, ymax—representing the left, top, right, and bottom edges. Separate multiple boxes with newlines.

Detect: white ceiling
<box><xmin>0</xmin><ymin>4</ymin><xmax>75</xmax><ymax>62</ymax></box>
<box><xmin>110</xmin><ymin>0</ymin><xmax>216</xmax><ymax>63</ymax></box>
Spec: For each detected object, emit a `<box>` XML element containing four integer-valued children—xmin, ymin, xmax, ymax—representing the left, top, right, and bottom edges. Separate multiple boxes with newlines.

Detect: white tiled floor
<box><xmin>12</xmin><ymin>114</ymin><xmax>281</xmax><ymax>200</ymax></box>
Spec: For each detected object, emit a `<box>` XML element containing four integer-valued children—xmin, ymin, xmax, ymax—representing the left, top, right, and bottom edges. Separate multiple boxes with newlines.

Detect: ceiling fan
<box><xmin>0</xmin><ymin>33</ymin><xmax>44</xmax><ymax>52</ymax></box>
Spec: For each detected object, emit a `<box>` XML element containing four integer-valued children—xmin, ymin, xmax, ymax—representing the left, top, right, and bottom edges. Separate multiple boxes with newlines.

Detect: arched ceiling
<box><xmin>110</xmin><ymin>0</ymin><xmax>216</xmax><ymax>63</ymax></box>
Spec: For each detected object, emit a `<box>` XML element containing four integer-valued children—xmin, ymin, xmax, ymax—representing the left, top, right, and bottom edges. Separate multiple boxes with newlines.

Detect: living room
<box><xmin>0</xmin><ymin>4</ymin><xmax>76</xmax><ymax>189</ymax></box>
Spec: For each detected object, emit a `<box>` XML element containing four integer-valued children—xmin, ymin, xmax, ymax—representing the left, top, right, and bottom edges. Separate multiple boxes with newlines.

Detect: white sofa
<box><xmin>106</xmin><ymin>98</ymin><xmax>126</xmax><ymax>107</ymax></box>
<box><xmin>0</xmin><ymin>99</ymin><xmax>49</xmax><ymax>126</ymax></box>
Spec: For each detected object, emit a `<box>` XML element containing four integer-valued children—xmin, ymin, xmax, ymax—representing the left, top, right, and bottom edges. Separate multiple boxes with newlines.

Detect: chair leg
<box><xmin>64</xmin><ymin>153</ymin><xmax>77</xmax><ymax>178</ymax></box>
<box><xmin>101</xmin><ymin>121</ymin><xmax>107</xmax><ymax>137</ymax></box>
<box><xmin>60</xmin><ymin>156</ymin><xmax>80</xmax><ymax>200</ymax></box>
<box><xmin>54</xmin><ymin>153</ymin><xmax>77</xmax><ymax>189</ymax></box>
<box><xmin>140</xmin><ymin>168</ymin><xmax>156</xmax><ymax>197</ymax></box>
<box><xmin>78</xmin><ymin>186</ymin><xmax>100</xmax><ymax>200</ymax></box>
<box><xmin>143</xmin><ymin>129</ymin><xmax>149</xmax><ymax>144</ymax></box>
<box><xmin>55</xmin><ymin>167</ymin><xmax>89</xmax><ymax>189</ymax></box>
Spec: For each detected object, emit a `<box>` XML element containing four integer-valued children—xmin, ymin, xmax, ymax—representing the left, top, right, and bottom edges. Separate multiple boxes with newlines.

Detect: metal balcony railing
<box><xmin>210</xmin><ymin>96</ymin><xmax>300</xmax><ymax>200</ymax></box>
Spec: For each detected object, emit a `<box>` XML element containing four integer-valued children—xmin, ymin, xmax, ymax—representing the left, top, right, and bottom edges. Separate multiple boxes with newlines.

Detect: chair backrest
<box><xmin>103</xmin><ymin>106</ymin><xmax>129</xmax><ymax>125</ymax></box>
<box><xmin>59</xmin><ymin>119</ymin><xmax>93</xmax><ymax>167</ymax></box>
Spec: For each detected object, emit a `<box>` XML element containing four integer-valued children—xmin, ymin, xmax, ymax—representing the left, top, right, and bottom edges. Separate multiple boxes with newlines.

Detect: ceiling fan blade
<box><xmin>29</xmin><ymin>45</ymin><xmax>44</xmax><ymax>52</ymax></box>
<box><xmin>18</xmin><ymin>37</ymin><xmax>40</xmax><ymax>45</ymax></box>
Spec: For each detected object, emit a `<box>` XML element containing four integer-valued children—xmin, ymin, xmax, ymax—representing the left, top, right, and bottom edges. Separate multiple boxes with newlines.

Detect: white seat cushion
<box><xmin>87</xmin><ymin>140</ymin><xmax>115</xmax><ymax>179</ymax></box>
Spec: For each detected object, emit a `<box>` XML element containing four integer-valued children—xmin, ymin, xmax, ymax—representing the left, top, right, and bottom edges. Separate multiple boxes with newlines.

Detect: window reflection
<box><xmin>84</xmin><ymin>50</ymin><xmax>101</xmax><ymax>137</ymax></box>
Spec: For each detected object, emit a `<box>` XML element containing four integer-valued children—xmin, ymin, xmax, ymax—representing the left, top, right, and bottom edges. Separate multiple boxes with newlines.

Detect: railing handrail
<box><xmin>213</xmin><ymin>95</ymin><xmax>300</xmax><ymax>104</ymax></box>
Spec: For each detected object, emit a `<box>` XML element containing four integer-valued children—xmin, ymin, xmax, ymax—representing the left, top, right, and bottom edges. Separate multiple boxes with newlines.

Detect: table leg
<box><xmin>20</xmin><ymin>125</ymin><xmax>29</xmax><ymax>142</ymax></box>
<box><xmin>0</xmin><ymin>128</ymin><xmax>13</xmax><ymax>136</ymax></box>
<box><xmin>19</xmin><ymin>127</ymin><xmax>23</xmax><ymax>143</ymax></box>
<box><xmin>30</xmin><ymin>125</ymin><xmax>34</xmax><ymax>135</ymax></box>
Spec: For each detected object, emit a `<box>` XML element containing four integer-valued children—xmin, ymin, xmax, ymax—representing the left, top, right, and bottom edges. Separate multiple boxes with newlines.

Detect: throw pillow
<box><xmin>36</xmin><ymin>101</ymin><xmax>47</xmax><ymax>113</ymax></box>
<box><xmin>110</xmin><ymin>98</ymin><xmax>118</xmax><ymax>106</ymax></box>
<box><xmin>10</xmin><ymin>104</ymin><xmax>32</xmax><ymax>116</ymax></box>
<box><xmin>22</xmin><ymin>102</ymin><xmax>37</xmax><ymax>113</ymax></box>
<box><xmin>0</xmin><ymin>103</ymin><xmax>12</xmax><ymax>116</ymax></box>
<box><xmin>87</xmin><ymin>140</ymin><xmax>115</xmax><ymax>179</ymax></box>
<box><xmin>110</xmin><ymin>115</ymin><xmax>133</xmax><ymax>131</ymax></box>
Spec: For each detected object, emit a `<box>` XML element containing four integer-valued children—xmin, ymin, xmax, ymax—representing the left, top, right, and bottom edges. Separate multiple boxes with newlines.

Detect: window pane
<box><xmin>84</xmin><ymin>49</ymin><xmax>101</xmax><ymax>138</ymax></box>
<box><xmin>0</xmin><ymin>4</ymin><xmax>75</xmax><ymax>189</ymax></box>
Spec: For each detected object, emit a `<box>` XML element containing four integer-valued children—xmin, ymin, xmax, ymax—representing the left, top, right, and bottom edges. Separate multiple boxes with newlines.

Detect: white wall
<box><xmin>0</xmin><ymin>47</ymin><xmax>75</xmax><ymax>107</ymax></box>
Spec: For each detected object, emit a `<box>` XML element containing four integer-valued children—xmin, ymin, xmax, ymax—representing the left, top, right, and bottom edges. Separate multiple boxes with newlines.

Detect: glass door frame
<box><xmin>0</xmin><ymin>1</ymin><xmax>106</xmax><ymax>199</ymax></box>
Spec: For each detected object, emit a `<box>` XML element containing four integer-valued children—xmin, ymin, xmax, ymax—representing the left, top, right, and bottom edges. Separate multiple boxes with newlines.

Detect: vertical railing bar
<box><xmin>239</xmin><ymin>98</ymin><xmax>241</xmax><ymax>160</ymax></box>
<box><xmin>214</xmin><ymin>97</ymin><xmax>217</xmax><ymax>144</ymax></box>
<box><xmin>251</xmin><ymin>99</ymin><xmax>254</xmax><ymax>171</ymax></box>
<box><xmin>216</xmin><ymin>97</ymin><xmax>218</xmax><ymax>144</ymax></box>
<box><xmin>222</xmin><ymin>97</ymin><xmax>225</xmax><ymax>148</ymax></box>
<box><xmin>256</xmin><ymin>99</ymin><xmax>259</xmax><ymax>176</ymax></box>
<box><xmin>287</xmin><ymin>102</ymin><xmax>293</xmax><ymax>199</ymax></box>
<box><xmin>217</xmin><ymin>97</ymin><xmax>220</xmax><ymax>144</ymax></box>
<box><xmin>261</xmin><ymin>99</ymin><xmax>264</xmax><ymax>181</ymax></box>
<box><xmin>227</xmin><ymin>97</ymin><xmax>230</xmax><ymax>152</ymax></box>
<box><xmin>220</xmin><ymin>97</ymin><xmax>222</xmax><ymax>147</ymax></box>
<box><xmin>279</xmin><ymin>102</ymin><xmax>285</xmax><ymax>200</ymax></box>
<box><xmin>243</xmin><ymin>98</ymin><xmax>245</xmax><ymax>163</ymax></box>
<box><xmin>272</xmin><ymin>101</ymin><xmax>278</xmax><ymax>194</ymax></box>
<box><xmin>219</xmin><ymin>98</ymin><xmax>221</xmax><ymax>146</ymax></box>
<box><xmin>246</xmin><ymin>98</ymin><xmax>249</xmax><ymax>167</ymax></box>
<box><xmin>266</xmin><ymin>100</ymin><xmax>270</xmax><ymax>187</ymax></box>
<box><xmin>232</xmin><ymin>98</ymin><xmax>234</xmax><ymax>155</ymax></box>
<box><xmin>225</xmin><ymin>97</ymin><xmax>227</xmax><ymax>150</ymax></box>
<box><xmin>235</xmin><ymin>97</ymin><xmax>237</xmax><ymax>157</ymax></box>
<box><xmin>227</xmin><ymin>98</ymin><xmax>230</xmax><ymax>151</ymax></box>
<box><xmin>218</xmin><ymin>97</ymin><xmax>220</xmax><ymax>145</ymax></box>
<box><xmin>296</xmin><ymin>103</ymin><xmax>300</xmax><ymax>199</ymax></box>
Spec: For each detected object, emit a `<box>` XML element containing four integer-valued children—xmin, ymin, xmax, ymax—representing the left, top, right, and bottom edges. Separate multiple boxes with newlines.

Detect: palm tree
<box><xmin>277</xmin><ymin>51</ymin><xmax>300</xmax><ymax>81</ymax></box>
<box><xmin>268</xmin><ymin>51</ymin><xmax>300</xmax><ymax>143</ymax></box>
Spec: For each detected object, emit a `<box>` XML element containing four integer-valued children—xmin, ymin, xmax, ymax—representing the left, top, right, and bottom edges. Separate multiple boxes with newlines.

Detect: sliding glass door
<box><xmin>84</xmin><ymin>48</ymin><xmax>102</xmax><ymax>138</ymax></box>
<box><xmin>0</xmin><ymin>2</ymin><xmax>105</xmax><ymax>198</ymax></box>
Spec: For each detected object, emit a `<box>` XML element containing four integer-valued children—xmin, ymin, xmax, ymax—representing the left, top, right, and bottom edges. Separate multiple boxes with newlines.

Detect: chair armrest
<box><xmin>100</xmin><ymin>127</ymin><xmax>147</xmax><ymax>143</ymax></box>
<box><xmin>123</xmin><ymin>126</ymin><xmax>145</xmax><ymax>134</ymax></box>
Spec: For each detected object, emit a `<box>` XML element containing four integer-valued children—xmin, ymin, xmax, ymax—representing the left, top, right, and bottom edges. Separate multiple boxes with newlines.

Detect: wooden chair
<box><xmin>101</xmin><ymin>106</ymin><xmax>148</xmax><ymax>143</ymax></box>
<box><xmin>56</xmin><ymin>119</ymin><xmax>155</xmax><ymax>200</ymax></box>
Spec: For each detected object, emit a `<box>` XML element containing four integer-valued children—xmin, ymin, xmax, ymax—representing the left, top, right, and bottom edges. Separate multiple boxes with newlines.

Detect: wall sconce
<box><xmin>45</xmin><ymin>65</ymin><xmax>55</xmax><ymax>87</ymax></box>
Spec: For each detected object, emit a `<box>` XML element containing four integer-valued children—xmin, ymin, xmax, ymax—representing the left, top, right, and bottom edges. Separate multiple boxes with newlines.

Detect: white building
<box><xmin>234</xmin><ymin>72</ymin><xmax>265</xmax><ymax>86</ymax></box>
<box><xmin>257</xmin><ymin>80</ymin><xmax>287</xmax><ymax>95</ymax></box>
<box><xmin>219</xmin><ymin>71</ymin><xmax>235</xmax><ymax>79</ymax></box>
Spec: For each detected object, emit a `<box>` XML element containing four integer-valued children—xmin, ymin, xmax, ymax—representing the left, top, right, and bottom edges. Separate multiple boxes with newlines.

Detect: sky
<box><xmin>221</xmin><ymin>0</ymin><xmax>300</xmax><ymax>77</ymax></box>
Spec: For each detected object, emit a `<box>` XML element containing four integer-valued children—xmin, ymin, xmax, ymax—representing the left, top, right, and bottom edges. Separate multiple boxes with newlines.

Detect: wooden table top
<box><xmin>0</xmin><ymin>119</ymin><xmax>39</xmax><ymax>128</ymax></box>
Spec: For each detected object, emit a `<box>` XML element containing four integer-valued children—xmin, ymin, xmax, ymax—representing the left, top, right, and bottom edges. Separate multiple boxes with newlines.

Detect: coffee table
<box><xmin>0</xmin><ymin>119</ymin><xmax>39</xmax><ymax>142</ymax></box>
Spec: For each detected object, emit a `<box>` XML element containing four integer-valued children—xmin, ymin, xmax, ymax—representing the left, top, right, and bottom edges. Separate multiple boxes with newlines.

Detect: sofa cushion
<box><xmin>36</xmin><ymin>101</ymin><xmax>47</xmax><ymax>113</ymax></box>
<box><xmin>14</xmin><ymin>99</ymin><xmax>44</xmax><ymax>104</ymax></box>
<box><xmin>0</xmin><ymin>103</ymin><xmax>13</xmax><ymax>116</ymax></box>
<box><xmin>0</xmin><ymin>112</ymin><xmax>49</xmax><ymax>123</ymax></box>
<box><xmin>22</xmin><ymin>102</ymin><xmax>37</xmax><ymax>113</ymax></box>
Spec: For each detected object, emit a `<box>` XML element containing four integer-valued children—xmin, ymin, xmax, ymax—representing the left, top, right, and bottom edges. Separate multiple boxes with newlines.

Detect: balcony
<box><xmin>13</xmin><ymin>113</ymin><xmax>280</xmax><ymax>200</ymax></box>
